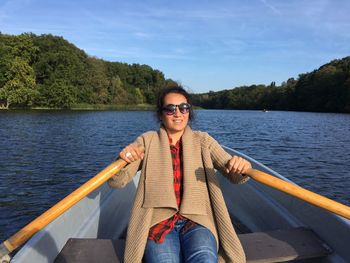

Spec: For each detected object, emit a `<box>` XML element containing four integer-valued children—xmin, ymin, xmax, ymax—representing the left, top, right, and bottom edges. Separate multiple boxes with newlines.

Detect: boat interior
<box><xmin>11</xmin><ymin>148</ymin><xmax>350</xmax><ymax>263</ymax></box>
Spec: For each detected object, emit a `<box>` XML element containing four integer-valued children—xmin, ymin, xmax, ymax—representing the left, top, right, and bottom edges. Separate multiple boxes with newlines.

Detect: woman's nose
<box><xmin>174</xmin><ymin>106</ymin><xmax>181</xmax><ymax>116</ymax></box>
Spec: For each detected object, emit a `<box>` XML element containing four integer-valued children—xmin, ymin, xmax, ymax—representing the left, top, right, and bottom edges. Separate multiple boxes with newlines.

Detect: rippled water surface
<box><xmin>0</xmin><ymin>110</ymin><xmax>349</xmax><ymax>242</ymax></box>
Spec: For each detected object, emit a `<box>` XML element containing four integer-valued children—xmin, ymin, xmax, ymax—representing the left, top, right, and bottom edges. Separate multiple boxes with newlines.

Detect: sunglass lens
<box><xmin>163</xmin><ymin>104</ymin><xmax>176</xmax><ymax>115</ymax></box>
<box><xmin>179</xmin><ymin>103</ymin><xmax>190</xmax><ymax>113</ymax></box>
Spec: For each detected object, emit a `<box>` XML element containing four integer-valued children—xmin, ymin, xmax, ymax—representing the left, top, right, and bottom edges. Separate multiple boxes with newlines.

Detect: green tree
<box><xmin>0</xmin><ymin>57</ymin><xmax>38</xmax><ymax>108</ymax></box>
<box><xmin>10</xmin><ymin>33</ymin><xmax>39</xmax><ymax>64</ymax></box>
<box><xmin>86</xmin><ymin>57</ymin><xmax>110</xmax><ymax>104</ymax></box>
<box><xmin>134</xmin><ymin>88</ymin><xmax>144</xmax><ymax>104</ymax></box>
<box><xmin>38</xmin><ymin>79</ymin><xmax>76</xmax><ymax>108</ymax></box>
<box><xmin>0</xmin><ymin>33</ymin><xmax>38</xmax><ymax>88</ymax></box>
<box><xmin>110</xmin><ymin>76</ymin><xmax>128</xmax><ymax>104</ymax></box>
<box><xmin>33</xmin><ymin>34</ymin><xmax>89</xmax><ymax>103</ymax></box>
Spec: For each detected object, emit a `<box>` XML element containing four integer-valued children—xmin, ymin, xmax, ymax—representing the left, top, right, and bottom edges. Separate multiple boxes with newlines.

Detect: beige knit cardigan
<box><xmin>108</xmin><ymin>126</ymin><xmax>248</xmax><ymax>263</ymax></box>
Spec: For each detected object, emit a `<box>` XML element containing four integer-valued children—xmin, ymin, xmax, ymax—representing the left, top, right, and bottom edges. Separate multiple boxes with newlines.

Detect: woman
<box><xmin>108</xmin><ymin>86</ymin><xmax>252</xmax><ymax>263</ymax></box>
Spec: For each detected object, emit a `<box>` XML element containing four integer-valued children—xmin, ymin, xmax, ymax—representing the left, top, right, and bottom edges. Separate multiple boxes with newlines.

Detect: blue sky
<box><xmin>1</xmin><ymin>0</ymin><xmax>350</xmax><ymax>93</ymax></box>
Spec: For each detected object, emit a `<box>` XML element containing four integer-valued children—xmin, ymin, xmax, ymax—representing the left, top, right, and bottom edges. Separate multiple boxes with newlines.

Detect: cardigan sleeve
<box><xmin>107</xmin><ymin>135</ymin><xmax>145</xmax><ymax>189</ymax></box>
<box><xmin>203</xmin><ymin>132</ymin><xmax>249</xmax><ymax>184</ymax></box>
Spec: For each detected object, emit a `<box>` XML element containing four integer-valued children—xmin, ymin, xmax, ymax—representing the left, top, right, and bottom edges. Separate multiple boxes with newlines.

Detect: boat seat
<box><xmin>54</xmin><ymin>227</ymin><xmax>331</xmax><ymax>263</ymax></box>
<box><xmin>240</xmin><ymin>227</ymin><xmax>332</xmax><ymax>262</ymax></box>
<box><xmin>54</xmin><ymin>238</ymin><xmax>124</xmax><ymax>263</ymax></box>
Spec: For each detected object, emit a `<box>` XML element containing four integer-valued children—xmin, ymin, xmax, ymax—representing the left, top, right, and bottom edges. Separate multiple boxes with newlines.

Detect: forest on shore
<box><xmin>192</xmin><ymin>56</ymin><xmax>350</xmax><ymax>113</ymax></box>
<box><xmin>0</xmin><ymin>33</ymin><xmax>176</xmax><ymax>109</ymax></box>
<box><xmin>1</xmin><ymin>32</ymin><xmax>349</xmax><ymax>113</ymax></box>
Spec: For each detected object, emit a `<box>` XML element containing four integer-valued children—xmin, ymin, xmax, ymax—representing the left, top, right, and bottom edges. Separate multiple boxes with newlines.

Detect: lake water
<box><xmin>0</xmin><ymin>110</ymin><xmax>349</xmax><ymax>243</ymax></box>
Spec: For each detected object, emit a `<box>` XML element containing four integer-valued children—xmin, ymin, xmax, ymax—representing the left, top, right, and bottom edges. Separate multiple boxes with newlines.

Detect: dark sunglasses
<box><xmin>162</xmin><ymin>103</ymin><xmax>191</xmax><ymax>115</ymax></box>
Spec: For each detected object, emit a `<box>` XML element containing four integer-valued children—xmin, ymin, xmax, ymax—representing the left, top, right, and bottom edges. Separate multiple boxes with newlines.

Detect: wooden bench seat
<box><xmin>55</xmin><ymin>227</ymin><xmax>331</xmax><ymax>263</ymax></box>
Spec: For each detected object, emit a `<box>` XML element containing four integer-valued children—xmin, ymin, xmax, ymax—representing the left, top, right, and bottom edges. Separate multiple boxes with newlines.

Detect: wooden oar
<box><xmin>0</xmin><ymin>158</ymin><xmax>128</xmax><ymax>259</ymax></box>
<box><xmin>245</xmin><ymin>168</ymin><xmax>350</xmax><ymax>220</ymax></box>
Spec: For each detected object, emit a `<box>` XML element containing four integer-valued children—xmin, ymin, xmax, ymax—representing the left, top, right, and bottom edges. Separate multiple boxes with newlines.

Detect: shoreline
<box><xmin>0</xmin><ymin>104</ymin><xmax>204</xmax><ymax>111</ymax></box>
<box><xmin>0</xmin><ymin>104</ymin><xmax>156</xmax><ymax>111</ymax></box>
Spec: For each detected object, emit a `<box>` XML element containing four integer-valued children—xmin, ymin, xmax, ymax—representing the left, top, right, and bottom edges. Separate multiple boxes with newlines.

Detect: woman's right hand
<box><xmin>119</xmin><ymin>144</ymin><xmax>144</xmax><ymax>163</ymax></box>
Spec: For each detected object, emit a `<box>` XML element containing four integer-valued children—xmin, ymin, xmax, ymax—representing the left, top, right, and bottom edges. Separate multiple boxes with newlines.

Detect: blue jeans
<box><xmin>143</xmin><ymin>219</ymin><xmax>218</xmax><ymax>263</ymax></box>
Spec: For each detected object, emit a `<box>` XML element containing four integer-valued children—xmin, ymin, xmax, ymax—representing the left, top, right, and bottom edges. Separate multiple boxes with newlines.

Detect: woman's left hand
<box><xmin>225</xmin><ymin>156</ymin><xmax>252</xmax><ymax>175</ymax></box>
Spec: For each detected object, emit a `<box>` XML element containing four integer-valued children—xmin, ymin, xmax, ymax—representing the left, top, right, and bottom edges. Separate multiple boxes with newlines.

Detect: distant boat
<box><xmin>262</xmin><ymin>109</ymin><xmax>269</xmax><ymax>112</ymax></box>
<box><xmin>6</xmin><ymin>146</ymin><xmax>350</xmax><ymax>263</ymax></box>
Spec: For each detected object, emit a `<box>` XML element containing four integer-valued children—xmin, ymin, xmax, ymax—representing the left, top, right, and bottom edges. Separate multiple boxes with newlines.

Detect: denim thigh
<box><xmin>143</xmin><ymin>229</ymin><xmax>182</xmax><ymax>263</ymax></box>
<box><xmin>180</xmin><ymin>224</ymin><xmax>218</xmax><ymax>263</ymax></box>
<box><xmin>143</xmin><ymin>220</ymin><xmax>217</xmax><ymax>263</ymax></box>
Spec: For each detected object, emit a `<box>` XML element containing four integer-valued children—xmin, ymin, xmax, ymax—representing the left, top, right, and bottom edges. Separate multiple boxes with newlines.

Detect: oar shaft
<box><xmin>245</xmin><ymin>168</ymin><xmax>350</xmax><ymax>220</ymax></box>
<box><xmin>0</xmin><ymin>159</ymin><xmax>127</xmax><ymax>256</ymax></box>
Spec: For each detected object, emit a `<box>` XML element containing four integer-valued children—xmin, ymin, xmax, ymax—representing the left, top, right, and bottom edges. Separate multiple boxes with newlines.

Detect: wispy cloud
<box><xmin>84</xmin><ymin>45</ymin><xmax>194</xmax><ymax>61</ymax></box>
<box><xmin>258</xmin><ymin>0</ymin><xmax>281</xmax><ymax>15</ymax></box>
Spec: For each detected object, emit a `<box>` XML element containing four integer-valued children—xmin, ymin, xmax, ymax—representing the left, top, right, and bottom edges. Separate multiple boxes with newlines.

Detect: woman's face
<box><xmin>161</xmin><ymin>93</ymin><xmax>190</xmax><ymax>135</ymax></box>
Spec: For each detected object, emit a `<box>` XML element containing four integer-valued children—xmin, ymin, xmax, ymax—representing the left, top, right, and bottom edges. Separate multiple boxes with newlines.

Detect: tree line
<box><xmin>192</xmin><ymin>57</ymin><xmax>350</xmax><ymax>113</ymax></box>
<box><xmin>1</xmin><ymin>32</ymin><xmax>349</xmax><ymax>113</ymax></box>
<box><xmin>0</xmin><ymin>33</ymin><xmax>177</xmax><ymax>109</ymax></box>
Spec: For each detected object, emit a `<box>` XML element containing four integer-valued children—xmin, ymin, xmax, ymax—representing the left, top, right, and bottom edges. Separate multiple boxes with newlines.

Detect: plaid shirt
<box><xmin>148</xmin><ymin>137</ymin><xmax>196</xmax><ymax>243</ymax></box>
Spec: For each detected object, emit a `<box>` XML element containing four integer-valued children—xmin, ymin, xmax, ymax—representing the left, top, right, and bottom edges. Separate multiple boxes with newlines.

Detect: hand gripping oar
<box><xmin>0</xmin><ymin>158</ymin><xmax>129</xmax><ymax>260</ymax></box>
<box><xmin>244</xmin><ymin>168</ymin><xmax>350</xmax><ymax>220</ymax></box>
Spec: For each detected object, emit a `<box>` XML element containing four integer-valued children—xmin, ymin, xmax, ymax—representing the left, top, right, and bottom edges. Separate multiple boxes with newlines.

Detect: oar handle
<box><xmin>245</xmin><ymin>168</ymin><xmax>350</xmax><ymax>220</ymax></box>
<box><xmin>0</xmin><ymin>158</ymin><xmax>128</xmax><ymax>258</ymax></box>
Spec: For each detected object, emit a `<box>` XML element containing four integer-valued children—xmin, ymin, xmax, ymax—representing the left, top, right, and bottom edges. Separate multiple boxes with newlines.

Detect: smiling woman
<box><xmin>108</xmin><ymin>86</ymin><xmax>252</xmax><ymax>263</ymax></box>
